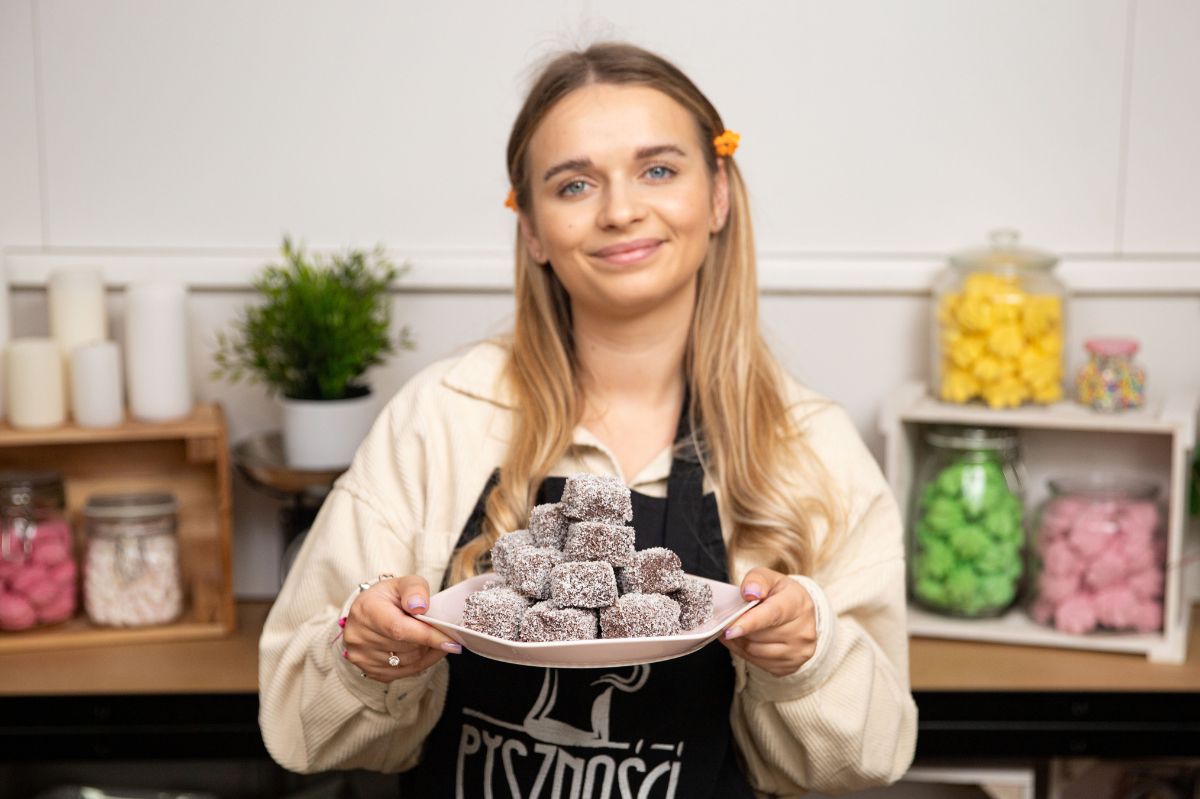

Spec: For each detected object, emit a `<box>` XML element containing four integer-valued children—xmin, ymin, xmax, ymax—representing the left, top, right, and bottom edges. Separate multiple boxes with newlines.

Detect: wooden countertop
<box><xmin>0</xmin><ymin>602</ymin><xmax>1197</xmax><ymax>697</ymax></box>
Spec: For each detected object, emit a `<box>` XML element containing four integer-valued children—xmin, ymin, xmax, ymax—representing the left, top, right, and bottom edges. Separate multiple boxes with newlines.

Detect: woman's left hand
<box><xmin>719</xmin><ymin>567</ymin><xmax>818</xmax><ymax>677</ymax></box>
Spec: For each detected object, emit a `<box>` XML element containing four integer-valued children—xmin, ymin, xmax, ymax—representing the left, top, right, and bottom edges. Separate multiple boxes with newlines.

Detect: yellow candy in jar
<box><xmin>936</xmin><ymin>230</ymin><xmax>1064</xmax><ymax>407</ymax></box>
<box><xmin>983</xmin><ymin>376</ymin><xmax>1029</xmax><ymax>409</ymax></box>
<box><xmin>941</xmin><ymin>369</ymin><xmax>979</xmax><ymax>404</ymax></box>
<box><xmin>987</xmin><ymin>323</ymin><xmax>1025</xmax><ymax>360</ymax></box>
<box><xmin>947</xmin><ymin>334</ymin><xmax>986</xmax><ymax>370</ymax></box>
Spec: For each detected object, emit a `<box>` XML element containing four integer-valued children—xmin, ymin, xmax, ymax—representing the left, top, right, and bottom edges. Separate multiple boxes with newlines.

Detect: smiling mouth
<box><xmin>592</xmin><ymin>240</ymin><xmax>663</xmax><ymax>265</ymax></box>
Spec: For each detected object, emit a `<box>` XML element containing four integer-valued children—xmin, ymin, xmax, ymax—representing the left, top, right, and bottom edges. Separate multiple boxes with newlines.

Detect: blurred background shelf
<box><xmin>881</xmin><ymin>381</ymin><xmax>1198</xmax><ymax>663</ymax></box>
<box><xmin>0</xmin><ymin>403</ymin><xmax>235</xmax><ymax>653</ymax></box>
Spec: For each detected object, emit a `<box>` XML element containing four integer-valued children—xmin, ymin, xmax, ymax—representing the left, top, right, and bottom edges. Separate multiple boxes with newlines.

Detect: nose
<box><xmin>597</xmin><ymin>181</ymin><xmax>646</xmax><ymax>229</ymax></box>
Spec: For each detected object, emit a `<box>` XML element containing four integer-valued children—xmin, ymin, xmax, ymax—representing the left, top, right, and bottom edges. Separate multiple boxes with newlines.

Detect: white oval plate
<box><xmin>422</xmin><ymin>573</ymin><xmax>758</xmax><ymax>669</ymax></box>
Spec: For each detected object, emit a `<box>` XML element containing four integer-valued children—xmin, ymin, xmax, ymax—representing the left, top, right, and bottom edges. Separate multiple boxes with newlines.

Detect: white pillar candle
<box><xmin>124</xmin><ymin>281</ymin><xmax>193</xmax><ymax>421</ymax></box>
<box><xmin>70</xmin><ymin>341</ymin><xmax>124</xmax><ymax>428</ymax></box>
<box><xmin>6</xmin><ymin>338</ymin><xmax>65</xmax><ymax>429</ymax></box>
<box><xmin>48</xmin><ymin>268</ymin><xmax>107</xmax><ymax>355</ymax></box>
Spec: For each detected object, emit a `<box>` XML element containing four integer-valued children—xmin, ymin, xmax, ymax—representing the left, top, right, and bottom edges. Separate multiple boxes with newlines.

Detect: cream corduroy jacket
<box><xmin>258</xmin><ymin>340</ymin><xmax>918</xmax><ymax>796</ymax></box>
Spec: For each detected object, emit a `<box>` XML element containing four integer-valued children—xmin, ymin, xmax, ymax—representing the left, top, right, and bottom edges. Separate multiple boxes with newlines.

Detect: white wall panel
<box><xmin>583</xmin><ymin>0</ymin><xmax>1130</xmax><ymax>253</ymax></box>
<box><xmin>1122</xmin><ymin>0</ymin><xmax>1200</xmax><ymax>252</ymax></box>
<box><xmin>0</xmin><ymin>0</ymin><xmax>43</xmax><ymax>247</ymax></box>
<box><xmin>36</xmin><ymin>0</ymin><xmax>582</xmax><ymax>250</ymax></box>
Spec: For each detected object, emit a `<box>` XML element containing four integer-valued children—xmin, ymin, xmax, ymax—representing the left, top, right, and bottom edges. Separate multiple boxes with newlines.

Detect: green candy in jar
<box><xmin>908</xmin><ymin>426</ymin><xmax>1026</xmax><ymax>617</ymax></box>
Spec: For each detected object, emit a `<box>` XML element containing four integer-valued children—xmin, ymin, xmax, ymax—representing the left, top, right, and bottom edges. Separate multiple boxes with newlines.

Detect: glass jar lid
<box><xmin>925</xmin><ymin>425</ymin><xmax>1019</xmax><ymax>451</ymax></box>
<box><xmin>1047</xmin><ymin>475</ymin><xmax>1158</xmax><ymax>501</ymax></box>
<box><xmin>84</xmin><ymin>492</ymin><xmax>178</xmax><ymax>521</ymax></box>
<box><xmin>0</xmin><ymin>470</ymin><xmax>66</xmax><ymax>509</ymax></box>
<box><xmin>949</xmin><ymin>228</ymin><xmax>1059</xmax><ymax>273</ymax></box>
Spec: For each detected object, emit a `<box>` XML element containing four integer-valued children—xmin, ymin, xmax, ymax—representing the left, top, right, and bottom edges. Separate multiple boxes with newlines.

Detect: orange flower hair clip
<box><xmin>504</xmin><ymin>188</ymin><xmax>518</xmax><ymax>211</ymax></box>
<box><xmin>713</xmin><ymin>129</ymin><xmax>741</xmax><ymax>157</ymax></box>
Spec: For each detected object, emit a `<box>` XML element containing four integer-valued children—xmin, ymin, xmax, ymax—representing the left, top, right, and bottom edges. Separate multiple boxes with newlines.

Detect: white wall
<box><xmin>2</xmin><ymin>0</ymin><xmax>1198</xmax><ymax>597</ymax></box>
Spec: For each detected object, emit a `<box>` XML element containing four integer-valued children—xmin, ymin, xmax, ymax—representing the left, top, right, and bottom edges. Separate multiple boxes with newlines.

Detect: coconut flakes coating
<box><xmin>669</xmin><ymin>577</ymin><xmax>714</xmax><ymax>631</ymax></box>
<box><xmin>462</xmin><ymin>586</ymin><xmax>530</xmax><ymax>640</ymax></box>
<box><xmin>561</xmin><ymin>473</ymin><xmax>633</xmax><ymax>523</ymax></box>
<box><xmin>565</xmin><ymin>521</ymin><xmax>636</xmax><ymax>567</ymax></box>
<box><xmin>529</xmin><ymin>503</ymin><xmax>571</xmax><ymax>550</ymax></box>
<box><xmin>619</xmin><ymin>547</ymin><xmax>684</xmax><ymax>594</ymax></box>
<box><xmin>506</xmin><ymin>546</ymin><xmax>565</xmax><ymax>600</ymax></box>
<box><xmin>491</xmin><ymin>529</ymin><xmax>533</xmax><ymax>579</ymax></box>
<box><xmin>549</xmin><ymin>561</ymin><xmax>618</xmax><ymax>609</ymax></box>
<box><xmin>520</xmin><ymin>600</ymin><xmax>598</xmax><ymax>642</ymax></box>
<box><xmin>600</xmin><ymin>593</ymin><xmax>681</xmax><ymax>639</ymax></box>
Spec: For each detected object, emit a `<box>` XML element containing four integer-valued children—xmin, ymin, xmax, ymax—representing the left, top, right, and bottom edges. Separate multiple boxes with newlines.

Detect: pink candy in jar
<box><xmin>1027</xmin><ymin>478</ymin><xmax>1165</xmax><ymax>635</ymax></box>
<box><xmin>0</xmin><ymin>470</ymin><xmax>79</xmax><ymax>631</ymax></box>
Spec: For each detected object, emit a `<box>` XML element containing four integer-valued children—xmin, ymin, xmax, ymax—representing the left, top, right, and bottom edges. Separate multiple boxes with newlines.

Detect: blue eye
<box><xmin>646</xmin><ymin>165</ymin><xmax>675</xmax><ymax>180</ymax></box>
<box><xmin>559</xmin><ymin>180</ymin><xmax>588</xmax><ymax>197</ymax></box>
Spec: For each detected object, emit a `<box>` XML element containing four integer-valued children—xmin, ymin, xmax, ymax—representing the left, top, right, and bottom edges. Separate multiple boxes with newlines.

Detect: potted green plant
<box><xmin>214</xmin><ymin>235</ymin><xmax>414</xmax><ymax>468</ymax></box>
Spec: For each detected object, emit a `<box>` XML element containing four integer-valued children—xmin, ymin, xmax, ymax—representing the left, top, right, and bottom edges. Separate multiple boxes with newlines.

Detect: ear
<box><xmin>518</xmin><ymin>210</ymin><xmax>547</xmax><ymax>264</ymax></box>
<box><xmin>710</xmin><ymin>159</ymin><xmax>731</xmax><ymax>234</ymax></box>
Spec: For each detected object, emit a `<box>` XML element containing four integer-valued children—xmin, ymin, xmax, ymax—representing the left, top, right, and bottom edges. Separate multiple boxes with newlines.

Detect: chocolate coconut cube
<box><xmin>549</xmin><ymin>561</ymin><xmax>618</xmax><ymax>609</ymax></box>
<box><xmin>619</xmin><ymin>547</ymin><xmax>685</xmax><ymax>594</ymax></box>
<box><xmin>520</xmin><ymin>601</ymin><xmax>599</xmax><ymax>642</ymax></box>
<box><xmin>561</xmin><ymin>473</ymin><xmax>633</xmax><ymax>523</ymax></box>
<box><xmin>565</xmin><ymin>521</ymin><xmax>636</xmax><ymax>567</ymax></box>
<box><xmin>529</xmin><ymin>502</ymin><xmax>571</xmax><ymax>550</ymax></box>
<box><xmin>600</xmin><ymin>593</ymin><xmax>681</xmax><ymax>639</ymax></box>
<box><xmin>491</xmin><ymin>529</ymin><xmax>533</xmax><ymax>579</ymax></box>
<box><xmin>506</xmin><ymin>545</ymin><xmax>564</xmax><ymax>600</ymax></box>
<box><xmin>669</xmin><ymin>577</ymin><xmax>714</xmax><ymax>630</ymax></box>
<box><xmin>462</xmin><ymin>586</ymin><xmax>530</xmax><ymax>640</ymax></box>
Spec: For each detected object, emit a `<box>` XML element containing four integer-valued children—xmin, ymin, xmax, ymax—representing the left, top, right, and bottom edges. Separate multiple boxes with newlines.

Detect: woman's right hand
<box><xmin>343</xmin><ymin>575</ymin><xmax>462</xmax><ymax>682</ymax></box>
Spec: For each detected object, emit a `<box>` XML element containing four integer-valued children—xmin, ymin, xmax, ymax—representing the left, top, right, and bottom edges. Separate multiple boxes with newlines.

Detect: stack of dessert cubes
<box><xmin>462</xmin><ymin>473</ymin><xmax>714</xmax><ymax>642</ymax></box>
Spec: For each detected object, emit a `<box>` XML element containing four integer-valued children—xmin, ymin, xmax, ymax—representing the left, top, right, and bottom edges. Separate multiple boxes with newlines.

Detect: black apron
<box><xmin>399</xmin><ymin>441</ymin><xmax>755</xmax><ymax>798</ymax></box>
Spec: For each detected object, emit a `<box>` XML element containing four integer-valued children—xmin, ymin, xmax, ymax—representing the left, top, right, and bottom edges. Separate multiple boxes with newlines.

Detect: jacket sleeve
<box><xmin>729</xmin><ymin>402</ymin><xmax>918</xmax><ymax>795</ymax></box>
<box><xmin>258</xmin><ymin>381</ymin><xmax>451</xmax><ymax>774</ymax></box>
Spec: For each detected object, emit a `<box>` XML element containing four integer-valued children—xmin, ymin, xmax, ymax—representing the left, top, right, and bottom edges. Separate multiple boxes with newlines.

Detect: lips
<box><xmin>591</xmin><ymin>238</ymin><xmax>663</xmax><ymax>265</ymax></box>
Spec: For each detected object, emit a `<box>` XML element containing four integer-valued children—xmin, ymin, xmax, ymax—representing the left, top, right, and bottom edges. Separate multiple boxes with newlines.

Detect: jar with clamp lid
<box><xmin>83</xmin><ymin>492</ymin><xmax>183</xmax><ymax>627</ymax></box>
<box><xmin>0</xmin><ymin>470</ymin><xmax>78</xmax><ymax>631</ymax></box>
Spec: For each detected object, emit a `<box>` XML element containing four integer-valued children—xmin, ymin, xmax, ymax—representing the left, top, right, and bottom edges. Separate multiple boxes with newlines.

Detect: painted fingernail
<box><xmin>441</xmin><ymin>642</ymin><xmax>463</xmax><ymax>654</ymax></box>
<box><xmin>407</xmin><ymin>597</ymin><xmax>427</xmax><ymax>612</ymax></box>
<box><xmin>725</xmin><ymin>626</ymin><xmax>743</xmax><ymax>640</ymax></box>
<box><xmin>337</xmin><ymin>616</ymin><xmax>347</xmax><ymax>628</ymax></box>
<box><xmin>743</xmin><ymin>584</ymin><xmax>763</xmax><ymax>600</ymax></box>
<box><xmin>341</xmin><ymin>648</ymin><xmax>349</xmax><ymax>658</ymax></box>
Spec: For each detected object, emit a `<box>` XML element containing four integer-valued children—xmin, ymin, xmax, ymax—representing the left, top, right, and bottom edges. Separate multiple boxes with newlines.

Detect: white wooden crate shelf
<box><xmin>880</xmin><ymin>381</ymin><xmax>1197</xmax><ymax>664</ymax></box>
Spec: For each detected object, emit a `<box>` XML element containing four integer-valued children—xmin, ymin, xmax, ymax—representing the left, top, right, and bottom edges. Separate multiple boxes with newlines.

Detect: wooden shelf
<box><xmin>880</xmin><ymin>381</ymin><xmax>1198</xmax><ymax>663</ymax></box>
<box><xmin>0</xmin><ymin>403</ymin><xmax>235</xmax><ymax>653</ymax></box>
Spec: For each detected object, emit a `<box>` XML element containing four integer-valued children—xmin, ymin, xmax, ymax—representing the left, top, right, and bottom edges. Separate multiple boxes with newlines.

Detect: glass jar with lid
<box><xmin>1076</xmin><ymin>338</ymin><xmax>1147</xmax><ymax>412</ymax></box>
<box><xmin>1027</xmin><ymin>477</ymin><xmax>1165</xmax><ymax>635</ymax></box>
<box><xmin>0</xmin><ymin>470</ymin><xmax>78</xmax><ymax>631</ymax></box>
<box><xmin>933</xmin><ymin>229</ymin><xmax>1067</xmax><ymax>408</ymax></box>
<box><xmin>909</xmin><ymin>426</ymin><xmax>1026</xmax><ymax>617</ymax></box>
<box><xmin>83</xmin><ymin>492</ymin><xmax>183</xmax><ymax>627</ymax></box>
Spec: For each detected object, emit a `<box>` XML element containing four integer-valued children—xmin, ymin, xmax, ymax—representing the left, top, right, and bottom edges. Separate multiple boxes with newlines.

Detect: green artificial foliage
<box><xmin>213</xmin><ymin>236</ymin><xmax>414</xmax><ymax>400</ymax></box>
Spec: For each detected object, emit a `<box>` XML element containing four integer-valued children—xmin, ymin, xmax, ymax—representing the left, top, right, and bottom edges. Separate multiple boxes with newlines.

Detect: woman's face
<box><xmin>519</xmin><ymin>83</ymin><xmax>729</xmax><ymax>319</ymax></box>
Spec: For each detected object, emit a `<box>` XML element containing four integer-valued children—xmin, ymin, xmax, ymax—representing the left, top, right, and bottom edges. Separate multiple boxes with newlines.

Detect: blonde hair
<box><xmin>449</xmin><ymin>42</ymin><xmax>842</xmax><ymax>584</ymax></box>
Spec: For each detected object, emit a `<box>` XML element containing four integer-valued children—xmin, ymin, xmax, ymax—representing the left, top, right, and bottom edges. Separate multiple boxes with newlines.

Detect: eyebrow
<box><xmin>541</xmin><ymin>144</ymin><xmax>689</xmax><ymax>183</ymax></box>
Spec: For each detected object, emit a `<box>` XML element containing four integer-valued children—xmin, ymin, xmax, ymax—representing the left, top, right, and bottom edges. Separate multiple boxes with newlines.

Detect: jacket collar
<box><xmin>441</xmin><ymin>339</ymin><xmax>516</xmax><ymax>409</ymax></box>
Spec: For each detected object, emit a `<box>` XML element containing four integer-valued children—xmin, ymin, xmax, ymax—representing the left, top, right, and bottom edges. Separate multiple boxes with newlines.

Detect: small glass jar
<box><xmin>83</xmin><ymin>492</ymin><xmax>183</xmax><ymax>627</ymax></box>
<box><xmin>0</xmin><ymin>470</ymin><xmax>78</xmax><ymax>631</ymax></box>
<box><xmin>1076</xmin><ymin>338</ymin><xmax>1146</xmax><ymax>412</ymax></box>
<box><xmin>933</xmin><ymin>229</ymin><xmax>1067</xmax><ymax>408</ymax></box>
<box><xmin>1027</xmin><ymin>477</ymin><xmax>1165</xmax><ymax>635</ymax></box>
<box><xmin>909</xmin><ymin>426</ymin><xmax>1026</xmax><ymax>617</ymax></box>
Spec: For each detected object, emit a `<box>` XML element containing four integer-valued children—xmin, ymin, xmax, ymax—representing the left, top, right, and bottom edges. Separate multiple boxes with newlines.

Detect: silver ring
<box><xmin>358</xmin><ymin>582</ymin><xmax>372</xmax><ymax>592</ymax></box>
<box><xmin>387</xmin><ymin>651</ymin><xmax>401</xmax><ymax>667</ymax></box>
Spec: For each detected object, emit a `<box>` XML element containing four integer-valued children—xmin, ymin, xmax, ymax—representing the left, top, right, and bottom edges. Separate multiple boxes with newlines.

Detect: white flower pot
<box><xmin>279</xmin><ymin>392</ymin><xmax>379</xmax><ymax>470</ymax></box>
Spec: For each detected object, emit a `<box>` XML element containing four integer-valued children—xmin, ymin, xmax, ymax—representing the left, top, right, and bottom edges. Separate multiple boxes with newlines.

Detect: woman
<box><xmin>259</xmin><ymin>42</ymin><xmax>917</xmax><ymax>797</ymax></box>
